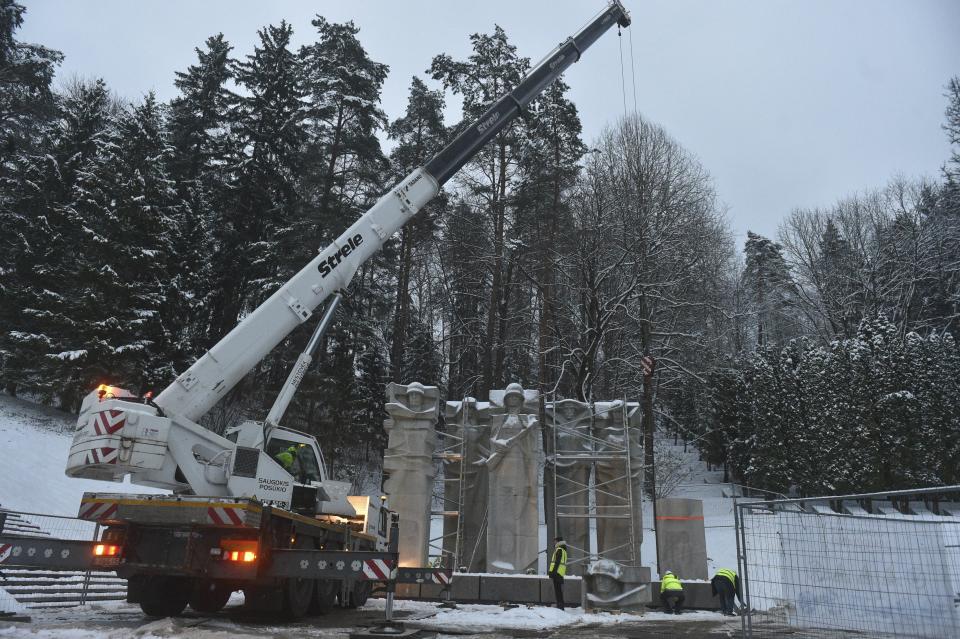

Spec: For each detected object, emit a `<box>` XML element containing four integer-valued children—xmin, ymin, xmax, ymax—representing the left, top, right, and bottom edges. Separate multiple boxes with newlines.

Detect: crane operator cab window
<box><xmin>267</xmin><ymin>438</ymin><xmax>323</xmax><ymax>485</ymax></box>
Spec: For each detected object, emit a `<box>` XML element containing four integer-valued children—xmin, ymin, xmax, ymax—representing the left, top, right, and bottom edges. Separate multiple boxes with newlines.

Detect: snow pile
<box><xmin>0</xmin><ymin>394</ymin><xmax>166</xmax><ymax>517</ymax></box>
<box><xmin>411</xmin><ymin>602</ymin><xmax>725</xmax><ymax>632</ymax></box>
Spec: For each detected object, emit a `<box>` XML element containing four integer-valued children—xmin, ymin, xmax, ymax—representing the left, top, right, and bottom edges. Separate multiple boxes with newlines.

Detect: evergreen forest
<box><xmin>1</xmin><ymin>1</ymin><xmax>959</xmax><ymax>494</ymax></box>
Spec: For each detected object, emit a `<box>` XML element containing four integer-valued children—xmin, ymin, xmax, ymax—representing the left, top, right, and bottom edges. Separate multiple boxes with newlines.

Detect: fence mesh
<box><xmin>736</xmin><ymin>487</ymin><xmax>960</xmax><ymax>639</ymax></box>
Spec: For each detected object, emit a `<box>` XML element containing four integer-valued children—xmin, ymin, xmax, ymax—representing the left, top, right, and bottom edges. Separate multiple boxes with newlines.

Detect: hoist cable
<box><xmin>617</xmin><ymin>26</ymin><xmax>628</xmax><ymax>121</ymax></box>
<box><xmin>628</xmin><ymin>23</ymin><xmax>639</xmax><ymax>115</ymax></box>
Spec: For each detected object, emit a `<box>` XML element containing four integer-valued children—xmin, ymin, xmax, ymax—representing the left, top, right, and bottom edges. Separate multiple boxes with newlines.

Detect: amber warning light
<box><xmin>93</xmin><ymin>544</ymin><xmax>119</xmax><ymax>557</ymax></box>
<box><xmin>220</xmin><ymin>540</ymin><xmax>259</xmax><ymax>563</ymax></box>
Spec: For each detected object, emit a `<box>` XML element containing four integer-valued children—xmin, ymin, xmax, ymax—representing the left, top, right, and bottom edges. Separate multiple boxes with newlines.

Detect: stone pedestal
<box><xmin>483</xmin><ymin>383</ymin><xmax>539</xmax><ymax>574</ymax></box>
<box><xmin>656</xmin><ymin>498</ymin><xmax>708</xmax><ymax>580</ymax></box>
<box><xmin>383</xmin><ymin>382</ymin><xmax>439</xmax><ymax>568</ymax></box>
<box><xmin>592</xmin><ymin>400</ymin><xmax>644</xmax><ymax>563</ymax></box>
<box><xmin>443</xmin><ymin>398</ymin><xmax>491</xmax><ymax>572</ymax></box>
<box><xmin>544</xmin><ymin>399</ymin><xmax>592</xmax><ymax>576</ymax></box>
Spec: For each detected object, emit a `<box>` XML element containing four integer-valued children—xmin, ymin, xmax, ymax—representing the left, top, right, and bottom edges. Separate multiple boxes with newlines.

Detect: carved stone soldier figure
<box><xmin>544</xmin><ymin>398</ymin><xmax>592</xmax><ymax>575</ymax></box>
<box><xmin>592</xmin><ymin>400</ymin><xmax>643</xmax><ymax>562</ymax></box>
<box><xmin>584</xmin><ymin>559</ymin><xmax>651</xmax><ymax>612</ymax></box>
<box><xmin>483</xmin><ymin>383</ymin><xmax>539</xmax><ymax>574</ymax></box>
<box><xmin>383</xmin><ymin>381</ymin><xmax>439</xmax><ymax>567</ymax></box>
<box><xmin>442</xmin><ymin>397</ymin><xmax>491</xmax><ymax>572</ymax></box>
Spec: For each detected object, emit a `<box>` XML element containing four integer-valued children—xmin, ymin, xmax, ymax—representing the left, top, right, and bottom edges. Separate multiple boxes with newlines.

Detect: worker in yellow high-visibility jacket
<box><xmin>548</xmin><ymin>537</ymin><xmax>568</xmax><ymax>610</ymax></box>
<box><xmin>711</xmin><ymin>568</ymin><xmax>743</xmax><ymax>616</ymax></box>
<box><xmin>660</xmin><ymin>570</ymin><xmax>685</xmax><ymax>614</ymax></box>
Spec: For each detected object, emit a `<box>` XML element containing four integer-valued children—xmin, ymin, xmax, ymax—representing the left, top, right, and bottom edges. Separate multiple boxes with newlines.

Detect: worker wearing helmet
<box><xmin>548</xmin><ymin>536</ymin><xmax>568</xmax><ymax>610</ymax></box>
<box><xmin>275</xmin><ymin>445</ymin><xmax>298</xmax><ymax>471</ymax></box>
<box><xmin>660</xmin><ymin>570</ymin><xmax>684</xmax><ymax>615</ymax></box>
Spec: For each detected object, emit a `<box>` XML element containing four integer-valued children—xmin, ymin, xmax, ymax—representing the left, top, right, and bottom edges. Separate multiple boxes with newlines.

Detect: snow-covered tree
<box><xmin>59</xmin><ymin>94</ymin><xmax>183</xmax><ymax>400</ymax></box>
<box><xmin>0</xmin><ymin>79</ymin><xmax>113</xmax><ymax>404</ymax></box>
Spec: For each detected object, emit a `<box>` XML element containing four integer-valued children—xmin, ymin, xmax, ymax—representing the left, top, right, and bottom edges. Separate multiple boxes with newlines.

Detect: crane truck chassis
<box><xmin>1</xmin><ymin>0</ymin><xmax>631</xmax><ymax>622</ymax></box>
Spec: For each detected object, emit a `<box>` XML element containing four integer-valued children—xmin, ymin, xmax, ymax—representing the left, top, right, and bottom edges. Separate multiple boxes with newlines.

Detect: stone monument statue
<box><xmin>592</xmin><ymin>400</ymin><xmax>644</xmax><ymax>563</ymax></box>
<box><xmin>482</xmin><ymin>383</ymin><xmax>539</xmax><ymax>574</ymax></box>
<box><xmin>442</xmin><ymin>397</ymin><xmax>491</xmax><ymax>572</ymax></box>
<box><xmin>383</xmin><ymin>381</ymin><xmax>439</xmax><ymax>568</ymax></box>
<box><xmin>544</xmin><ymin>399</ymin><xmax>592</xmax><ymax>576</ymax></box>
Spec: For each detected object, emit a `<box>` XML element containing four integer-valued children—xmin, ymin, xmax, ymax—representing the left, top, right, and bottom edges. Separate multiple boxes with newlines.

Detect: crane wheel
<box><xmin>348</xmin><ymin>581</ymin><xmax>372</xmax><ymax>608</ymax></box>
<box><xmin>282</xmin><ymin>576</ymin><xmax>314</xmax><ymax>619</ymax></box>
<box><xmin>309</xmin><ymin>579</ymin><xmax>338</xmax><ymax>615</ymax></box>
<box><xmin>136</xmin><ymin>576</ymin><xmax>189</xmax><ymax>617</ymax></box>
<box><xmin>189</xmin><ymin>579</ymin><xmax>233</xmax><ymax>613</ymax></box>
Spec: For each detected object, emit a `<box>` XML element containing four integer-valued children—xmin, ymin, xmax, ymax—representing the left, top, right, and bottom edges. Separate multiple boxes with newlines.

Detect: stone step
<box><xmin>2</xmin><ymin>568</ymin><xmax>122</xmax><ymax>579</ymax></box>
<box><xmin>0</xmin><ymin>579</ymin><xmax>127</xmax><ymax>593</ymax></box>
<box><xmin>23</xmin><ymin>592</ymin><xmax>127</xmax><ymax>606</ymax></box>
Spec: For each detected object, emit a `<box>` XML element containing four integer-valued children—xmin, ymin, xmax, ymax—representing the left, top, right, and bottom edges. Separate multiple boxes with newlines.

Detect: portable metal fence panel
<box><xmin>736</xmin><ymin>486</ymin><xmax>960</xmax><ymax>639</ymax></box>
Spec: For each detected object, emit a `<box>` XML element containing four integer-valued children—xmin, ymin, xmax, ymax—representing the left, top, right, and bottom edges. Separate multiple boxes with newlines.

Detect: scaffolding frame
<box><xmin>428</xmin><ymin>398</ymin><xmax>468</xmax><ymax>569</ymax></box>
<box><xmin>549</xmin><ymin>396</ymin><xmax>642</xmax><ymax>570</ymax></box>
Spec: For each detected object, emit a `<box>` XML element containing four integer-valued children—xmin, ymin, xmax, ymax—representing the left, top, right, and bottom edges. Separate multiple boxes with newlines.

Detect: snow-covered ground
<box><xmin>0</xmin><ymin>394</ymin><xmax>167</xmax><ymax>517</ymax></box>
<box><xmin>410</xmin><ymin>601</ymin><xmax>726</xmax><ymax>633</ymax></box>
<box><xmin>0</xmin><ymin>597</ymin><xmax>733</xmax><ymax>638</ymax></box>
<box><xmin>0</xmin><ymin>394</ymin><xmax>739</xmax><ymax>636</ymax></box>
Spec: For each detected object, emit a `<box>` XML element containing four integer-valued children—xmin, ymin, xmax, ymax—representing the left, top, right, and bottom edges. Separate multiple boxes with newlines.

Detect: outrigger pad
<box><xmin>349</xmin><ymin>623</ymin><xmax>427</xmax><ymax>638</ymax></box>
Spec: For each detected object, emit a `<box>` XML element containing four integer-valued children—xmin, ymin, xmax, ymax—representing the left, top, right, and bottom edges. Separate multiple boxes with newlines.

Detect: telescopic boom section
<box><xmin>154</xmin><ymin>1</ymin><xmax>631</xmax><ymax>422</ymax></box>
<box><xmin>426</xmin><ymin>1</ymin><xmax>630</xmax><ymax>186</ymax></box>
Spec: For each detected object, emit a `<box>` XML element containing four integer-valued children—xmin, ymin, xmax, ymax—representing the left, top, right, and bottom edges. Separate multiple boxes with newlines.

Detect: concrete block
<box><xmin>478</xmin><ymin>575</ymin><xmax>541</xmax><ymax>603</ymax></box>
<box><xmin>656</xmin><ymin>498</ymin><xmax>708</xmax><ymax>580</ymax></box>
<box><xmin>539</xmin><ymin>576</ymin><xmax>582</xmax><ymax>605</ymax></box>
<box><xmin>449</xmin><ymin>575</ymin><xmax>481</xmax><ymax>601</ymax></box>
<box><xmin>648</xmin><ymin>581</ymin><xmax>719</xmax><ymax>611</ymax></box>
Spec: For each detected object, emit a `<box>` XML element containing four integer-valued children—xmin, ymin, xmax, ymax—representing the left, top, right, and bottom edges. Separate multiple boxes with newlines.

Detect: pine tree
<box><xmin>386</xmin><ymin>76</ymin><xmax>446</xmax><ymax>382</ymax></box>
<box><xmin>0</xmin><ymin>79</ymin><xmax>113</xmax><ymax>404</ymax></box>
<box><xmin>0</xmin><ymin>0</ymin><xmax>62</xmax><ymax>161</ymax></box>
<box><xmin>430</xmin><ymin>25</ymin><xmax>530</xmax><ymax>394</ymax></box>
<box><xmin>299</xmin><ymin>16</ymin><xmax>389</xmax><ymax>246</ymax></box>
<box><xmin>207</xmin><ymin>21</ymin><xmax>307</xmax><ymax>340</ymax></box>
<box><xmin>0</xmin><ymin>0</ymin><xmax>62</xmax><ymax>393</ymax></box>
<box><xmin>512</xmin><ymin>80</ymin><xmax>585</xmax><ymax>392</ymax></box>
<box><xmin>742</xmin><ymin>231</ymin><xmax>802</xmax><ymax>346</ymax></box>
<box><xmin>60</xmin><ymin>94</ymin><xmax>183</xmax><ymax>401</ymax></box>
<box><xmin>166</xmin><ymin>34</ymin><xmax>235</xmax><ymax>361</ymax></box>
<box><xmin>817</xmin><ymin>220</ymin><xmax>863</xmax><ymax>337</ymax></box>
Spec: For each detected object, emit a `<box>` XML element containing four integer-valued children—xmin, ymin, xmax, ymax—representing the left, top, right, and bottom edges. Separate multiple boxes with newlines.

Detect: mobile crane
<box><xmin>1</xmin><ymin>1</ymin><xmax>631</xmax><ymax>620</ymax></box>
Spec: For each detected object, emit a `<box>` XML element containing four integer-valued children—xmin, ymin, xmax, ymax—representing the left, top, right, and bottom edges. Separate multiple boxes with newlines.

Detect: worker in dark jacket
<box><xmin>660</xmin><ymin>570</ymin><xmax>684</xmax><ymax>614</ymax></box>
<box><xmin>548</xmin><ymin>537</ymin><xmax>568</xmax><ymax>610</ymax></box>
<box><xmin>711</xmin><ymin>568</ymin><xmax>743</xmax><ymax>616</ymax></box>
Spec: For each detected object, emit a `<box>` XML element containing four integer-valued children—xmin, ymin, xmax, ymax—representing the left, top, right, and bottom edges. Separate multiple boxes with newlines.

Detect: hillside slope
<box><xmin>0</xmin><ymin>394</ymin><xmax>166</xmax><ymax>517</ymax></box>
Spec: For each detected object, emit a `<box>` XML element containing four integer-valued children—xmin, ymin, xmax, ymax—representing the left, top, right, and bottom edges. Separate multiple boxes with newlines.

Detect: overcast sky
<box><xmin>19</xmin><ymin>0</ymin><xmax>960</xmax><ymax>242</ymax></box>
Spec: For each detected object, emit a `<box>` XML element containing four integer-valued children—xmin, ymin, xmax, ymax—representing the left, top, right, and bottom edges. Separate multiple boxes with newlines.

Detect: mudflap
<box><xmin>243</xmin><ymin>583</ymin><xmax>284</xmax><ymax>613</ymax></box>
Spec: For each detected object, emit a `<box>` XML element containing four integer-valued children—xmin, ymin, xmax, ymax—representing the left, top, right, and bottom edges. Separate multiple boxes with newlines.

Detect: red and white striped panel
<box><xmin>92</xmin><ymin>409</ymin><xmax>126</xmax><ymax>436</ymax></box>
<box><xmin>207</xmin><ymin>506</ymin><xmax>244</xmax><ymax>526</ymax></box>
<box><xmin>362</xmin><ymin>559</ymin><xmax>393</xmax><ymax>581</ymax></box>
<box><xmin>85</xmin><ymin>447</ymin><xmax>118</xmax><ymax>465</ymax></box>
<box><xmin>0</xmin><ymin>544</ymin><xmax>12</xmax><ymax>563</ymax></box>
<box><xmin>432</xmin><ymin>570</ymin><xmax>452</xmax><ymax>585</ymax></box>
<box><xmin>78</xmin><ymin>501</ymin><xmax>118</xmax><ymax>521</ymax></box>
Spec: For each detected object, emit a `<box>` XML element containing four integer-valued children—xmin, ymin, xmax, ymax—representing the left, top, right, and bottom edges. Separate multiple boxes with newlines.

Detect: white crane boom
<box><xmin>65</xmin><ymin>2</ymin><xmax>631</xmax><ymax>505</ymax></box>
<box><xmin>154</xmin><ymin>0</ymin><xmax>631</xmax><ymax>424</ymax></box>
